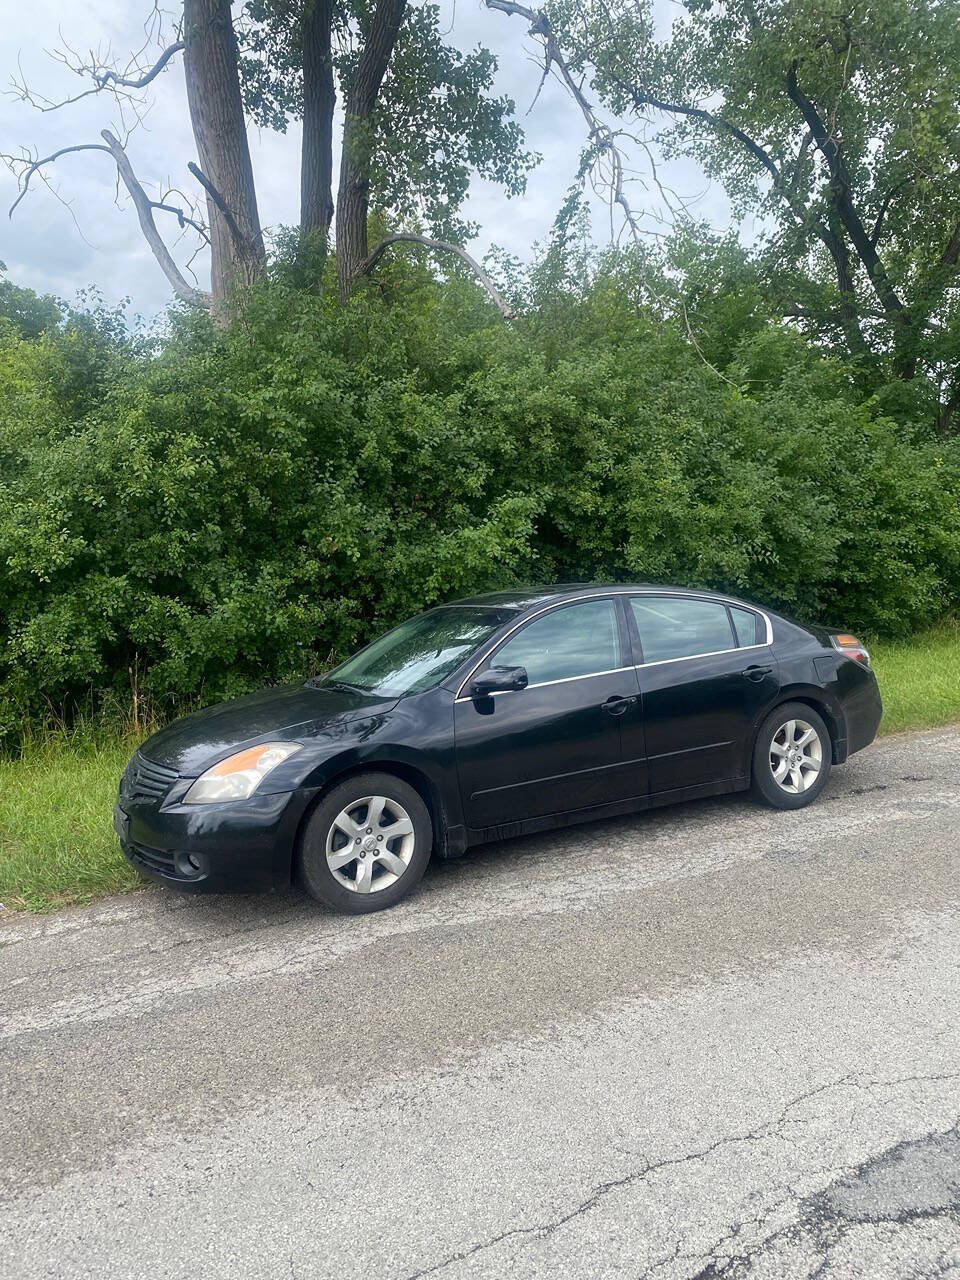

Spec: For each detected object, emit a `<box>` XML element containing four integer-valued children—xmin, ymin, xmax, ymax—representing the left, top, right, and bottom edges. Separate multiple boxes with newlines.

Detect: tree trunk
<box><xmin>937</xmin><ymin>384</ymin><xmax>960</xmax><ymax>437</ymax></box>
<box><xmin>821</xmin><ymin>201</ymin><xmax>871</xmax><ymax>364</ymax></box>
<box><xmin>301</xmin><ymin>0</ymin><xmax>336</xmax><ymax>244</ymax></box>
<box><xmin>335</xmin><ymin>0</ymin><xmax>407</xmax><ymax>302</ymax></box>
<box><xmin>183</xmin><ymin>0</ymin><xmax>264</xmax><ymax>306</ymax></box>
<box><xmin>786</xmin><ymin>62</ymin><xmax>915</xmax><ymax>376</ymax></box>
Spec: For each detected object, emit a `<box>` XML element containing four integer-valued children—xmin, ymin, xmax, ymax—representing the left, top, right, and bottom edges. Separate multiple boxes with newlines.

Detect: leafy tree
<box><xmin>490</xmin><ymin>0</ymin><xmax>960</xmax><ymax>427</ymax></box>
<box><xmin>0</xmin><ymin>279</ymin><xmax>62</xmax><ymax>341</ymax></box>
<box><xmin>5</xmin><ymin>1</ymin><xmax>534</xmax><ymax>310</ymax></box>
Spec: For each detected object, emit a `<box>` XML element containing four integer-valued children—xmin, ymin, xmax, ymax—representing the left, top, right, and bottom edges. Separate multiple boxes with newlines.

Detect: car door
<box><xmin>626</xmin><ymin>594</ymin><xmax>780</xmax><ymax>794</ymax></box>
<box><xmin>454</xmin><ymin>597</ymin><xmax>646</xmax><ymax>829</ymax></box>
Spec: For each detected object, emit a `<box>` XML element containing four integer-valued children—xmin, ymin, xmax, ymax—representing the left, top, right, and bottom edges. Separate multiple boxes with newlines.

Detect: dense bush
<box><xmin>1</xmin><ymin>270</ymin><xmax>959</xmax><ymax>737</ymax></box>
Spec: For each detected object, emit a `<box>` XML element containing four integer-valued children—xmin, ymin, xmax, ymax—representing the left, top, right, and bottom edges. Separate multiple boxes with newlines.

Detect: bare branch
<box><xmin>6</xmin><ymin>132</ymin><xmax>210</xmax><ymax>307</ymax></box>
<box><xmin>9</xmin><ymin>41</ymin><xmax>184</xmax><ymax>114</ymax></box>
<box><xmin>91</xmin><ymin>41</ymin><xmax>184</xmax><ymax>90</ymax></box>
<box><xmin>360</xmin><ymin>234</ymin><xmax>515</xmax><ymax>318</ymax></box>
<box><xmin>100</xmin><ymin>130</ymin><xmax>210</xmax><ymax>308</ymax></box>
<box><xmin>155</xmin><ymin>182</ymin><xmax>210</xmax><ymax>241</ymax></box>
<box><xmin>150</xmin><ymin>201</ymin><xmax>210</xmax><ymax>243</ymax></box>
<box><xmin>629</xmin><ymin>89</ymin><xmax>782</xmax><ymax>186</ymax></box>
<box><xmin>186</xmin><ymin>161</ymin><xmax>252</xmax><ymax>258</ymax></box>
<box><xmin>10</xmin><ymin>71</ymin><xmax>103</xmax><ymax>114</ymax></box>
<box><xmin>6</xmin><ymin>143</ymin><xmax>112</xmax><ymax>216</ymax></box>
<box><xmin>486</xmin><ymin>0</ymin><xmax>748</xmax><ymax>374</ymax></box>
<box><xmin>486</xmin><ymin>0</ymin><xmax>650</xmax><ymax>247</ymax></box>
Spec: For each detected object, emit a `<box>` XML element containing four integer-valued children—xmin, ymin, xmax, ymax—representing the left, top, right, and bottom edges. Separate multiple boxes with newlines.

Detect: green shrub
<box><xmin>1</xmin><ymin>276</ymin><xmax>958</xmax><ymax>737</ymax></box>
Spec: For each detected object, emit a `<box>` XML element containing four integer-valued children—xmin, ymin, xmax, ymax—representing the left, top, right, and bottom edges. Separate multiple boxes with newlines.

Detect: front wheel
<box><xmin>298</xmin><ymin>772</ymin><xmax>433</xmax><ymax>913</ymax></box>
<box><xmin>751</xmin><ymin>702</ymin><xmax>831</xmax><ymax>810</ymax></box>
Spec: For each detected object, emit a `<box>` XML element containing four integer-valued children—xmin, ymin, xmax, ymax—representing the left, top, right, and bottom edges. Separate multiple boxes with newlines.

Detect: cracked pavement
<box><xmin>2</xmin><ymin>726</ymin><xmax>959</xmax><ymax>1279</ymax></box>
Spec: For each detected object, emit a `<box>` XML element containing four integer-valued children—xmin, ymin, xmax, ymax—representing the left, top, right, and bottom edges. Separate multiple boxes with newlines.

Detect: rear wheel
<box><xmin>298</xmin><ymin>772</ymin><xmax>432</xmax><ymax>913</ymax></box>
<box><xmin>751</xmin><ymin>702</ymin><xmax>831</xmax><ymax>809</ymax></box>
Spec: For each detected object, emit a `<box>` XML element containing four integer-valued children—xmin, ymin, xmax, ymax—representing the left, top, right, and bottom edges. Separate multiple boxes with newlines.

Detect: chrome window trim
<box><xmin>634</xmin><ymin>641</ymin><xmax>767</xmax><ymax>669</ymax></box>
<box><xmin>454</xmin><ymin>665</ymin><xmax>634</xmax><ymax>704</ymax></box>
<box><xmin>454</xmin><ymin>589</ymin><xmax>773</xmax><ymax>699</ymax></box>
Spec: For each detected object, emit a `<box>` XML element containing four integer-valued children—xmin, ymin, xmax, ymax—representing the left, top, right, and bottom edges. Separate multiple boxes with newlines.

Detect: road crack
<box><xmin>402</xmin><ymin>1070</ymin><xmax>960</xmax><ymax>1280</ymax></box>
<box><xmin>400</xmin><ymin>1073</ymin><xmax>889</xmax><ymax>1280</ymax></box>
<box><xmin>686</xmin><ymin>1109</ymin><xmax>960</xmax><ymax>1278</ymax></box>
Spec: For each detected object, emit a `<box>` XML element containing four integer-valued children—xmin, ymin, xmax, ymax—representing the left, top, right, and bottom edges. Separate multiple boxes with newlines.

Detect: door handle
<box><xmin>602</xmin><ymin>695</ymin><xmax>637</xmax><ymax>716</ymax></box>
<box><xmin>742</xmin><ymin>664</ymin><xmax>774</xmax><ymax>681</ymax></box>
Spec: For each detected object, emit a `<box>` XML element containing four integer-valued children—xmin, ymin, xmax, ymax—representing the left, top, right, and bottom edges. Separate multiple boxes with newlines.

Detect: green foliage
<box><xmin>548</xmin><ymin>0</ymin><xmax>960</xmax><ymax>397</ymax></box>
<box><xmin>237</xmin><ymin>0</ymin><xmax>537</xmax><ymax>240</ymax></box>
<box><xmin>362</xmin><ymin>4</ymin><xmax>534</xmax><ymax>240</ymax></box>
<box><xmin>0</xmin><ymin>278</ymin><xmax>63</xmax><ymax>340</ymax></box>
<box><xmin>1</xmin><ymin>264</ymin><xmax>959</xmax><ymax>737</ymax></box>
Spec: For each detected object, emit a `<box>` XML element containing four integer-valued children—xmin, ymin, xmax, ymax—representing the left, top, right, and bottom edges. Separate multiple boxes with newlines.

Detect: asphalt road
<box><xmin>2</xmin><ymin>727</ymin><xmax>959</xmax><ymax>1280</ymax></box>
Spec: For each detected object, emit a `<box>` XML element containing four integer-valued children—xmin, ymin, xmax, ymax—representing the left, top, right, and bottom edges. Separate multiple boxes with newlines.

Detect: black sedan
<box><xmin>116</xmin><ymin>584</ymin><xmax>882</xmax><ymax>913</ymax></box>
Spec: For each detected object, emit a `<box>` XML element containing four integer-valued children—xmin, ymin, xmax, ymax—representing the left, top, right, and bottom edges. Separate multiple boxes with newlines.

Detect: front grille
<box><xmin>122</xmin><ymin>752</ymin><xmax>179</xmax><ymax>805</ymax></box>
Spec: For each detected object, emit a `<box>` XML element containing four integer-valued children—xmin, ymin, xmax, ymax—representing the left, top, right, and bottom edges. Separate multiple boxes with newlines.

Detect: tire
<box><xmin>751</xmin><ymin>702</ymin><xmax>832</xmax><ymax>810</ymax></box>
<box><xmin>298</xmin><ymin>771</ymin><xmax>433</xmax><ymax>913</ymax></box>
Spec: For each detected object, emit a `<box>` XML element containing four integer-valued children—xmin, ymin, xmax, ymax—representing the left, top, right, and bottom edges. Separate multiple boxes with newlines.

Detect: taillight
<box><xmin>832</xmin><ymin>633</ymin><xmax>871</xmax><ymax>666</ymax></box>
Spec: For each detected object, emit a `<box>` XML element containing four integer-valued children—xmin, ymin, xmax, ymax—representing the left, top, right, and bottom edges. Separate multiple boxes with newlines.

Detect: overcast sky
<box><xmin>0</xmin><ymin>0</ymin><xmax>740</xmax><ymax>321</ymax></box>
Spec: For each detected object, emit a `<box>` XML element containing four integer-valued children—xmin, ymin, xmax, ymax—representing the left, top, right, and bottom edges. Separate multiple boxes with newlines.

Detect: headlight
<box><xmin>183</xmin><ymin>742</ymin><xmax>303</xmax><ymax>804</ymax></box>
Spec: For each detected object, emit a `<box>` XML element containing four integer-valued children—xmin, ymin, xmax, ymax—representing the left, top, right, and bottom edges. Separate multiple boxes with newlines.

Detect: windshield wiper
<box><xmin>314</xmin><ymin>678</ymin><xmax>368</xmax><ymax>694</ymax></box>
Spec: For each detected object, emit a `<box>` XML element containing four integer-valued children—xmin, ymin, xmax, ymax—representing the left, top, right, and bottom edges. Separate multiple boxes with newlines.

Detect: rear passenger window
<box><xmin>629</xmin><ymin>597</ymin><xmax>735</xmax><ymax>663</ymax></box>
<box><xmin>730</xmin><ymin>606</ymin><xmax>761</xmax><ymax>647</ymax></box>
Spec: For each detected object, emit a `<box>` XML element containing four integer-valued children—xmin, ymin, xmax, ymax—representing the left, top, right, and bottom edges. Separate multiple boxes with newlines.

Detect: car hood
<box><xmin>138</xmin><ymin>683</ymin><xmax>400</xmax><ymax>776</ymax></box>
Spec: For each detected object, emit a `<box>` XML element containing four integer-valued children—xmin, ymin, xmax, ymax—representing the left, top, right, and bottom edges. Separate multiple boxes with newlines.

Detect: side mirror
<box><xmin>470</xmin><ymin>665</ymin><xmax>528</xmax><ymax>698</ymax></box>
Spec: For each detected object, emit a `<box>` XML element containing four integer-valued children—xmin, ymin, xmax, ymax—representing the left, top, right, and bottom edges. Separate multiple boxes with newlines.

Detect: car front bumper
<box><xmin>115</xmin><ymin>787</ymin><xmax>319</xmax><ymax>894</ymax></box>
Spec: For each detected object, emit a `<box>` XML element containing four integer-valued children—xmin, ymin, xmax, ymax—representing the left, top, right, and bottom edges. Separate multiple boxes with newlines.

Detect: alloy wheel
<box><xmin>769</xmin><ymin>718</ymin><xmax>823</xmax><ymax>794</ymax></box>
<box><xmin>325</xmin><ymin>795</ymin><xmax>416</xmax><ymax>893</ymax></box>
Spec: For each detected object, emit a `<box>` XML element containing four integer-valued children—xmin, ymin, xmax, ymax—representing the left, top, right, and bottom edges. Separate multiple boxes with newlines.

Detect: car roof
<box><xmin>450</xmin><ymin>583</ymin><xmax>764</xmax><ymax>613</ymax></box>
<box><xmin>448</xmin><ymin>584</ymin><xmax>606</xmax><ymax>610</ymax></box>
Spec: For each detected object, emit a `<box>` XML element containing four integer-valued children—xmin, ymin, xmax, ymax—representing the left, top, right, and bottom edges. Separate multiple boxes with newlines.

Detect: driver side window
<box><xmin>491</xmin><ymin>599</ymin><xmax>622</xmax><ymax>686</ymax></box>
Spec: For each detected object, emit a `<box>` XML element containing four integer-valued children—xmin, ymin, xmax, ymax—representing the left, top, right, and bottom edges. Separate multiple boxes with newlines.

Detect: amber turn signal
<box><xmin>832</xmin><ymin>633</ymin><xmax>871</xmax><ymax>665</ymax></box>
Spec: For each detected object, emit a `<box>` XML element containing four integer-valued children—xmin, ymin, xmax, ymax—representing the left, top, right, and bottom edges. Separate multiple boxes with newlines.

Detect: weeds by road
<box><xmin>869</xmin><ymin>619</ymin><xmax>960</xmax><ymax>734</ymax></box>
<box><xmin>0</xmin><ymin>727</ymin><xmax>140</xmax><ymax>913</ymax></box>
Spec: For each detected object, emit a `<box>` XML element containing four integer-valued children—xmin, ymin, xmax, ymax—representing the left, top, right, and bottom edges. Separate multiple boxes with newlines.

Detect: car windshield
<box><xmin>314</xmin><ymin>606</ymin><xmax>508</xmax><ymax>698</ymax></box>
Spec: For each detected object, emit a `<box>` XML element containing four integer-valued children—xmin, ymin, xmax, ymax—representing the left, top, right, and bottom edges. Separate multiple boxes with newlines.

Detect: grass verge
<box><xmin>0</xmin><ymin>727</ymin><xmax>141</xmax><ymax>914</ymax></box>
<box><xmin>2</xmin><ymin>620</ymin><xmax>959</xmax><ymax>914</ymax></box>
<box><xmin>869</xmin><ymin>618</ymin><xmax>960</xmax><ymax>735</ymax></box>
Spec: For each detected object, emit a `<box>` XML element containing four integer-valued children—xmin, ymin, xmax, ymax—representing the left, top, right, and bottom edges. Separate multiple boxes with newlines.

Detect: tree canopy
<box><xmin>524</xmin><ymin>0</ymin><xmax>960</xmax><ymax>423</ymax></box>
<box><xmin>6</xmin><ymin>0</ymin><xmax>536</xmax><ymax>309</ymax></box>
<box><xmin>3</xmin><ymin>0</ymin><xmax>958</xmax><ymax>425</ymax></box>
<box><xmin>239</xmin><ymin>0</ymin><xmax>534</xmax><ymax>241</ymax></box>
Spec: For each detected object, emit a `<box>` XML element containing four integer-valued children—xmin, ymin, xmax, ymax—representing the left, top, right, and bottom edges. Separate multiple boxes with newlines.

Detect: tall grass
<box><xmin>0</xmin><ymin>718</ymin><xmax>146</xmax><ymax>913</ymax></box>
<box><xmin>869</xmin><ymin>618</ymin><xmax>960</xmax><ymax>735</ymax></box>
